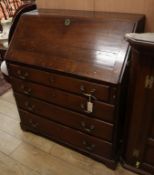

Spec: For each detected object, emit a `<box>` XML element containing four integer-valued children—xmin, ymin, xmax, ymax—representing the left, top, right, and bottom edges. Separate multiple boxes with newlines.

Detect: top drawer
<box><xmin>8</xmin><ymin>64</ymin><xmax>116</xmax><ymax>103</ymax></box>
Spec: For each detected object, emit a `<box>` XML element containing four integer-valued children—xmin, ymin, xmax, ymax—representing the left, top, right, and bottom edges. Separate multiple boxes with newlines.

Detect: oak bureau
<box><xmin>5</xmin><ymin>9</ymin><xmax>145</xmax><ymax>169</ymax></box>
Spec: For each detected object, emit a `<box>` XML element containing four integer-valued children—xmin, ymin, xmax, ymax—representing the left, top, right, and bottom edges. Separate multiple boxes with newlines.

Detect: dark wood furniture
<box><xmin>122</xmin><ymin>35</ymin><xmax>154</xmax><ymax>175</ymax></box>
<box><xmin>5</xmin><ymin>9</ymin><xmax>145</xmax><ymax>169</ymax></box>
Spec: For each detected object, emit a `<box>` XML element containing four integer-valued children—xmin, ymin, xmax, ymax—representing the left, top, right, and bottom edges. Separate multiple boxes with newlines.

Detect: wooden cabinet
<box><xmin>5</xmin><ymin>9</ymin><xmax>144</xmax><ymax>169</ymax></box>
<box><xmin>123</xmin><ymin>34</ymin><xmax>154</xmax><ymax>175</ymax></box>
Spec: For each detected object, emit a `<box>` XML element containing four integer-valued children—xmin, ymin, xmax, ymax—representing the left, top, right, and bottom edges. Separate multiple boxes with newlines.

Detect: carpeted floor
<box><xmin>0</xmin><ymin>71</ymin><xmax>11</xmax><ymax>96</ymax></box>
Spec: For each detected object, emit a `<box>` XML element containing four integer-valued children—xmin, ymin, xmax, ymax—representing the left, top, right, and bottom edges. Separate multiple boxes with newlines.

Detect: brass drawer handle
<box><xmin>80</xmin><ymin>85</ymin><xmax>97</xmax><ymax>100</ymax></box>
<box><xmin>21</xmin><ymin>85</ymin><xmax>32</xmax><ymax>95</ymax></box>
<box><xmin>82</xmin><ymin>140</ymin><xmax>95</xmax><ymax>151</ymax></box>
<box><xmin>81</xmin><ymin>121</ymin><xmax>95</xmax><ymax>133</ymax></box>
<box><xmin>23</xmin><ymin>89</ymin><xmax>32</xmax><ymax>95</ymax></box>
<box><xmin>29</xmin><ymin>120</ymin><xmax>38</xmax><ymax>128</ymax></box>
<box><xmin>80</xmin><ymin>85</ymin><xmax>96</xmax><ymax>94</ymax></box>
<box><xmin>25</xmin><ymin>102</ymin><xmax>35</xmax><ymax>112</ymax></box>
<box><xmin>17</xmin><ymin>70</ymin><xmax>29</xmax><ymax>80</ymax></box>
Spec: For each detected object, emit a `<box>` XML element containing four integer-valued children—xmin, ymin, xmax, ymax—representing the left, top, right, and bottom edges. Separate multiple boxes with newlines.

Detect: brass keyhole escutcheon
<box><xmin>64</xmin><ymin>19</ymin><xmax>71</xmax><ymax>26</ymax></box>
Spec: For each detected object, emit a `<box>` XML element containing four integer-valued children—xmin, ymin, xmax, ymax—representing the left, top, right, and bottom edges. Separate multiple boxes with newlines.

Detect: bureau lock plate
<box><xmin>64</xmin><ymin>19</ymin><xmax>71</xmax><ymax>26</ymax></box>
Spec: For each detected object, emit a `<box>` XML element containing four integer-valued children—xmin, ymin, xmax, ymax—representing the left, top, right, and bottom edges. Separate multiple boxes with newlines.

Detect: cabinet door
<box><xmin>125</xmin><ymin>52</ymin><xmax>154</xmax><ymax>167</ymax></box>
<box><xmin>141</xmin><ymin>57</ymin><xmax>154</xmax><ymax>173</ymax></box>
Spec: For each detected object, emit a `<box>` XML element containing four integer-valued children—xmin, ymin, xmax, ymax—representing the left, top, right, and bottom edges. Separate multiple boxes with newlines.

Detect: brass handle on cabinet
<box><xmin>23</xmin><ymin>89</ymin><xmax>32</xmax><ymax>95</ymax></box>
<box><xmin>82</xmin><ymin>140</ymin><xmax>95</xmax><ymax>151</ymax></box>
<box><xmin>29</xmin><ymin>120</ymin><xmax>38</xmax><ymax>128</ymax></box>
<box><xmin>25</xmin><ymin>102</ymin><xmax>35</xmax><ymax>112</ymax></box>
<box><xmin>81</xmin><ymin>121</ymin><xmax>95</xmax><ymax>133</ymax></box>
<box><xmin>21</xmin><ymin>85</ymin><xmax>32</xmax><ymax>95</ymax></box>
<box><xmin>80</xmin><ymin>85</ymin><xmax>96</xmax><ymax>94</ymax></box>
<box><xmin>17</xmin><ymin>70</ymin><xmax>29</xmax><ymax>80</ymax></box>
<box><xmin>80</xmin><ymin>85</ymin><xmax>85</xmax><ymax>92</ymax></box>
<box><xmin>80</xmin><ymin>85</ymin><xmax>97</xmax><ymax>100</ymax></box>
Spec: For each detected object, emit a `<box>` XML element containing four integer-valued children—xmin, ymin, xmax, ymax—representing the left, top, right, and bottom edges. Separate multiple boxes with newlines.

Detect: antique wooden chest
<box><xmin>123</xmin><ymin>34</ymin><xmax>154</xmax><ymax>175</ymax></box>
<box><xmin>5</xmin><ymin>9</ymin><xmax>145</xmax><ymax>169</ymax></box>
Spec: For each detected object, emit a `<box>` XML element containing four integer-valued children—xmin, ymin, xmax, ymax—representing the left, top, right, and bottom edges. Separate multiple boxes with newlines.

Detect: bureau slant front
<box><xmin>5</xmin><ymin>9</ymin><xmax>145</xmax><ymax>169</ymax></box>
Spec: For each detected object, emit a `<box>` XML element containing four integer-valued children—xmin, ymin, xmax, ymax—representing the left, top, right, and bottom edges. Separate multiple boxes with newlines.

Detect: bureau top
<box><xmin>6</xmin><ymin>9</ymin><xmax>145</xmax><ymax>84</ymax></box>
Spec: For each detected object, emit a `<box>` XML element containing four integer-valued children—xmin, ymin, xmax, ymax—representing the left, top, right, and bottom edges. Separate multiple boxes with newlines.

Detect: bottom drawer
<box><xmin>19</xmin><ymin>110</ymin><xmax>62</xmax><ymax>140</ymax></box>
<box><xmin>19</xmin><ymin>110</ymin><xmax>113</xmax><ymax>161</ymax></box>
<box><xmin>62</xmin><ymin>127</ymin><xmax>113</xmax><ymax>159</ymax></box>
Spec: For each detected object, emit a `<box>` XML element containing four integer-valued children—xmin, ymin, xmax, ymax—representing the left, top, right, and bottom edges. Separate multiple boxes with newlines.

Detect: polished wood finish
<box><xmin>8</xmin><ymin>64</ymin><xmax>111</xmax><ymax>102</ymax></box>
<box><xmin>6</xmin><ymin>10</ymin><xmax>145</xmax><ymax>169</ymax></box>
<box><xmin>61</xmin><ymin>126</ymin><xmax>113</xmax><ymax>159</ymax></box>
<box><xmin>15</xmin><ymin>93</ymin><xmax>113</xmax><ymax>141</ymax></box>
<box><xmin>12</xmin><ymin>77</ymin><xmax>115</xmax><ymax>122</ymax></box>
<box><xmin>20</xmin><ymin>109</ymin><xmax>114</xmax><ymax>167</ymax></box>
<box><xmin>7</xmin><ymin>10</ymin><xmax>145</xmax><ymax>84</ymax></box>
<box><xmin>19</xmin><ymin>110</ymin><xmax>61</xmax><ymax>139</ymax></box>
<box><xmin>123</xmin><ymin>37</ymin><xmax>154</xmax><ymax>175</ymax></box>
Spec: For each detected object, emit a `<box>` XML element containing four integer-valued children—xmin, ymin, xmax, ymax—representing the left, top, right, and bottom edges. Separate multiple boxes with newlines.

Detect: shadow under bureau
<box><xmin>5</xmin><ymin>9</ymin><xmax>145</xmax><ymax>169</ymax></box>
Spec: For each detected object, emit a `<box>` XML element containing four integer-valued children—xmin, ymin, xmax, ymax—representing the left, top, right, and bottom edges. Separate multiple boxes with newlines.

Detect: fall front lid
<box><xmin>6</xmin><ymin>9</ymin><xmax>144</xmax><ymax>84</ymax></box>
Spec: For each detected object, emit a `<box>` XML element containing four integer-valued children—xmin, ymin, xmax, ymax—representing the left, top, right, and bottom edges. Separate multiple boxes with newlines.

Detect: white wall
<box><xmin>37</xmin><ymin>0</ymin><xmax>154</xmax><ymax>32</ymax></box>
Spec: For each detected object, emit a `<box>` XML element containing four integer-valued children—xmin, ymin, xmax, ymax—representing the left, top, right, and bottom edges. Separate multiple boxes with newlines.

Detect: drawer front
<box><xmin>15</xmin><ymin>93</ymin><xmax>113</xmax><ymax>141</ymax></box>
<box><xmin>12</xmin><ymin>78</ymin><xmax>115</xmax><ymax>123</ymax></box>
<box><xmin>8</xmin><ymin>64</ymin><xmax>113</xmax><ymax>103</ymax></box>
<box><xmin>62</xmin><ymin>126</ymin><xmax>113</xmax><ymax>159</ymax></box>
<box><xmin>19</xmin><ymin>110</ymin><xmax>62</xmax><ymax>140</ymax></box>
<box><xmin>20</xmin><ymin>110</ymin><xmax>112</xmax><ymax>160</ymax></box>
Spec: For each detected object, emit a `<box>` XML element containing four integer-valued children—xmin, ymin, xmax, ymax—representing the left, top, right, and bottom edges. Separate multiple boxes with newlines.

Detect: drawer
<box><xmin>8</xmin><ymin>64</ymin><xmax>114</xmax><ymax>103</ymax></box>
<box><xmin>19</xmin><ymin>110</ymin><xmax>62</xmax><ymax>140</ymax></box>
<box><xmin>12</xmin><ymin>78</ymin><xmax>115</xmax><ymax>122</ymax></box>
<box><xmin>20</xmin><ymin>110</ymin><xmax>112</xmax><ymax>160</ymax></box>
<box><xmin>15</xmin><ymin>93</ymin><xmax>113</xmax><ymax>141</ymax></box>
<box><xmin>62</xmin><ymin>126</ymin><xmax>113</xmax><ymax>159</ymax></box>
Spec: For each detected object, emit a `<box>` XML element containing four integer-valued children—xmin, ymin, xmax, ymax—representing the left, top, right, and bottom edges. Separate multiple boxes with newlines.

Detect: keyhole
<box><xmin>65</xmin><ymin>19</ymin><xmax>71</xmax><ymax>26</ymax></box>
